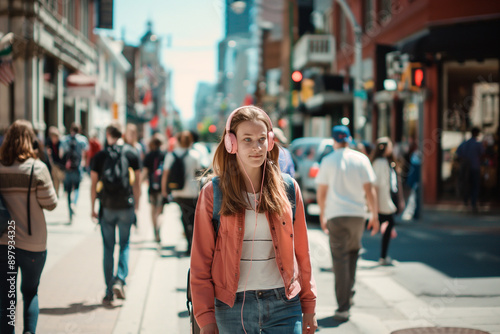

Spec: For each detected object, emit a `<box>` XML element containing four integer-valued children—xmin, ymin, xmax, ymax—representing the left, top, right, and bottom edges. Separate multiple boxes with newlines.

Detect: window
<box><xmin>66</xmin><ymin>0</ymin><xmax>76</xmax><ymax>28</ymax></box>
<box><xmin>379</xmin><ymin>0</ymin><xmax>392</xmax><ymax>24</ymax></box>
<box><xmin>80</xmin><ymin>0</ymin><xmax>89</xmax><ymax>37</ymax></box>
<box><xmin>363</xmin><ymin>0</ymin><xmax>374</xmax><ymax>33</ymax></box>
<box><xmin>339</xmin><ymin>9</ymin><xmax>347</xmax><ymax>47</ymax></box>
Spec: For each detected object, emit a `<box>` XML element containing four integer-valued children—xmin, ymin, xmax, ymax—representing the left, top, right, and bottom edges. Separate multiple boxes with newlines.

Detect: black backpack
<box><xmin>64</xmin><ymin>137</ymin><xmax>82</xmax><ymax>171</ymax></box>
<box><xmin>100</xmin><ymin>145</ymin><xmax>133</xmax><ymax>209</ymax></box>
<box><xmin>166</xmin><ymin>151</ymin><xmax>188</xmax><ymax>192</ymax></box>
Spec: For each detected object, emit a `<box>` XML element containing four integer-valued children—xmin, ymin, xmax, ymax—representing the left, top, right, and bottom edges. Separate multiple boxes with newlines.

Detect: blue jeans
<box><xmin>100</xmin><ymin>207</ymin><xmax>135</xmax><ymax>296</ymax></box>
<box><xmin>64</xmin><ymin>170</ymin><xmax>81</xmax><ymax>219</ymax></box>
<box><xmin>0</xmin><ymin>245</ymin><xmax>47</xmax><ymax>334</ymax></box>
<box><xmin>215</xmin><ymin>287</ymin><xmax>302</xmax><ymax>333</ymax></box>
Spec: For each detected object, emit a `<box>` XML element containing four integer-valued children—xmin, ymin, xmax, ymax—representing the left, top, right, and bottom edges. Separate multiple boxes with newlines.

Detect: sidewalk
<box><xmin>12</xmin><ymin>176</ymin><xmax>500</xmax><ymax>333</ymax></box>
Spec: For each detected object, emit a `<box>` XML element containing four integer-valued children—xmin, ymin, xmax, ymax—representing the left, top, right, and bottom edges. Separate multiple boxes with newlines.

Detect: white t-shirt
<box><xmin>315</xmin><ymin>147</ymin><xmax>376</xmax><ymax>220</ymax></box>
<box><xmin>164</xmin><ymin>148</ymin><xmax>202</xmax><ymax>198</ymax></box>
<box><xmin>372</xmin><ymin>158</ymin><xmax>397</xmax><ymax>215</ymax></box>
<box><xmin>237</xmin><ymin>193</ymin><xmax>284</xmax><ymax>292</ymax></box>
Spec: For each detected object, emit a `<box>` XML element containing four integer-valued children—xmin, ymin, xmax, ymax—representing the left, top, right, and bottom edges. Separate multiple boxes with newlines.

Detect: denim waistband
<box><xmin>235</xmin><ymin>287</ymin><xmax>286</xmax><ymax>301</ymax></box>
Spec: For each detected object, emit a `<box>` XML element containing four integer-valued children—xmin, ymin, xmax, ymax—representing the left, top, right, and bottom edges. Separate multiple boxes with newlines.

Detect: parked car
<box><xmin>289</xmin><ymin>137</ymin><xmax>334</xmax><ymax>217</ymax></box>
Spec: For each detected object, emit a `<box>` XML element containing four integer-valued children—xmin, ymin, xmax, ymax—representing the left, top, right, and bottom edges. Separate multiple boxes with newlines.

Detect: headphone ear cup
<box><xmin>225</xmin><ymin>133</ymin><xmax>238</xmax><ymax>154</ymax></box>
<box><xmin>267</xmin><ymin>132</ymin><xmax>274</xmax><ymax>151</ymax></box>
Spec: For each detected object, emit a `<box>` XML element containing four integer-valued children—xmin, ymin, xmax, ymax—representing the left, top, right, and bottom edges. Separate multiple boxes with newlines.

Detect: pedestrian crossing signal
<box><xmin>411</xmin><ymin>66</ymin><xmax>425</xmax><ymax>89</ymax></box>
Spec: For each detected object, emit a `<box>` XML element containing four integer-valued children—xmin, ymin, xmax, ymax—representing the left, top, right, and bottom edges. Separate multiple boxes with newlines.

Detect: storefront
<box><xmin>440</xmin><ymin>60</ymin><xmax>499</xmax><ymax>205</ymax></box>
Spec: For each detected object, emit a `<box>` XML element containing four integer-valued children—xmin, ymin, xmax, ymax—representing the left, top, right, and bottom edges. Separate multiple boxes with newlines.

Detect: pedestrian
<box><xmin>316</xmin><ymin>125</ymin><xmax>379</xmax><ymax>322</ymax></box>
<box><xmin>61</xmin><ymin>123</ymin><xmax>88</xmax><ymax>223</ymax></box>
<box><xmin>161</xmin><ymin>130</ymin><xmax>203</xmax><ymax>254</ymax></box>
<box><xmin>86</xmin><ymin>130</ymin><xmax>102</xmax><ymax>174</ymax></box>
<box><xmin>142</xmin><ymin>133</ymin><xmax>166</xmax><ymax>243</ymax></box>
<box><xmin>190</xmin><ymin>106</ymin><xmax>317</xmax><ymax>334</ymax></box>
<box><xmin>273</xmin><ymin>127</ymin><xmax>295</xmax><ymax>177</ymax></box>
<box><xmin>456</xmin><ymin>127</ymin><xmax>485</xmax><ymax>213</ymax></box>
<box><xmin>0</xmin><ymin>120</ymin><xmax>58</xmax><ymax>334</ymax></box>
<box><xmin>370</xmin><ymin>137</ymin><xmax>403</xmax><ymax>266</ymax></box>
<box><xmin>124</xmin><ymin>123</ymin><xmax>145</xmax><ymax>162</ymax></box>
<box><xmin>90</xmin><ymin>122</ymin><xmax>141</xmax><ymax>306</ymax></box>
<box><xmin>45</xmin><ymin>126</ymin><xmax>65</xmax><ymax>197</ymax></box>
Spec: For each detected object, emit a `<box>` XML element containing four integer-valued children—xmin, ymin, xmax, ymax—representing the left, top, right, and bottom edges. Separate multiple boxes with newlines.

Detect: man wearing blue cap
<box><xmin>315</xmin><ymin>125</ymin><xmax>380</xmax><ymax>322</ymax></box>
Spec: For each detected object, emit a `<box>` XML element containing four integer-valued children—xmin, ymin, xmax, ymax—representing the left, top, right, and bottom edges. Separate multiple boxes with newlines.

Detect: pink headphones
<box><xmin>224</xmin><ymin>106</ymin><xmax>275</xmax><ymax>154</ymax></box>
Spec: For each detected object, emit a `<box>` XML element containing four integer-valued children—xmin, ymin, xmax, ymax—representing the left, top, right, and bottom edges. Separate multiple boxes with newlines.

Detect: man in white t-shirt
<box><xmin>315</xmin><ymin>125</ymin><xmax>380</xmax><ymax>322</ymax></box>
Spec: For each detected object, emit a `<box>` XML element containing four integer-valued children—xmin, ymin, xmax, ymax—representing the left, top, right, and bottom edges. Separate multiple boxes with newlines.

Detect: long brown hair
<box><xmin>211</xmin><ymin>106</ymin><xmax>289</xmax><ymax>216</ymax></box>
<box><xmin>0</xmin><ymin>120</ymin><xmax>38</xmax><ymax>166</ymax></box>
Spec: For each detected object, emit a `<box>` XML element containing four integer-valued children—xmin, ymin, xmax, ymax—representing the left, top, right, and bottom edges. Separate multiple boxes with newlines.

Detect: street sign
<box><xmin>354</xmin><ymin>89</ymin><xmax>368</xmax><ymax>100</ymax></box>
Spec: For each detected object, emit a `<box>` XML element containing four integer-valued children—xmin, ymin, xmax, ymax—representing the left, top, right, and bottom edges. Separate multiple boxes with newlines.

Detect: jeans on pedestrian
<box><xmin>215</xmin><ymin>287</ymin><xmax>302</xmax><ymax>334</ymax></box>
<box><xmin>379</xmin><ymin>213</ymin><xmax>395</xmax><ymax>259</ymax></box>
<box><xmin>64</xmin><ymin>170</ymin><xmax>81</xmax><ymax>219</ymax></box>
<box><xmin>0</xmin><ymin>245</ymin><xmax>47</xmax><ymax>334</ymax></box>
<box><xmin>327</xmin><ymin>217</ymin><xmax>365</xmax><ymax>312</ymax></box>
<box><xmin>100</xmin><ymin>207</ymin><xmax>134</xmax><ymax>296</ymax></box>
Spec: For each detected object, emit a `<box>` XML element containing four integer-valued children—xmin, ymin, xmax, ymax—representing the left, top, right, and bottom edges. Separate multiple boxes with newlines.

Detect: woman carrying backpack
<box><xmin>370</xmin><ymin>137</ymin><xmax>404</xmax><ymax>266</ymax></box>
<box><xmin>190</xmin><ymin>106</ymin><xmax>317</xmax><ymax>334</ymax></box>
<box><xmin>142</xmin><ymin>133</ymin><xmax>166</xmax><ymax>243</ymax></box>
<box><xmin>0</xmin><ymin>120</ymin><xmax>58</xmax><ymax>334</ymax></box>
<box><xmin>161</xmin><ymin>131</ymin><xmax>203</xmax><ymax>255</ymax></box>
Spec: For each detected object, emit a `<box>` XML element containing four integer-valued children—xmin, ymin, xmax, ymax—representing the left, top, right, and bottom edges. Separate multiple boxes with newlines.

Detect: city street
<box><xmin>11</xmin><ymin>176</ymin><xmax>500</xmax><ymax>333</ymax></box>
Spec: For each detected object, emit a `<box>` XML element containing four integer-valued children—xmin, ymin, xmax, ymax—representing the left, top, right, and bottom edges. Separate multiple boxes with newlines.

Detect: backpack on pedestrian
<box><xmin>64</xmin><ymin>137</ymin><xmax>82</xmax><ymax>171</ymax></box>
<box><xmin>186</xmin><ymin>173</ymin><xmax>296</xmax><ymax>333</ymax></box>
<box><xmin>150</xmin><ymin>154</ymin><xmax>165</xmax><ymax>193</ymax></box>
<box><xmin>166</xmin><ymin>151</ymin><xmax>189</xmax><ymax>193</ymax></box>
<box><xmin>99</xmin><ymin>145</ymin><xmax>134</xmax><ymax>209</ymax></box>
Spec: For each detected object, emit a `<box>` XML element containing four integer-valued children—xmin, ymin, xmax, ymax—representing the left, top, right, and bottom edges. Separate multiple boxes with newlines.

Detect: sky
<box><xmin>112</xmin><ymin>0</ymin><xmax>224</xmax><ymax>121</ymax></box>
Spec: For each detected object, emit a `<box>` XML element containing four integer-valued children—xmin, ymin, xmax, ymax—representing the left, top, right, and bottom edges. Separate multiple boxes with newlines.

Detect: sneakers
<box><xmin>102</xmin><ymin>293</ymin><xmax>114</xmax><ymax>306</ymax></box>
<box><xmin>333</xmin><ymin>310</ymin><xmax>350</xmax><ymax>322</ymax></box>
<box><xmin>112</xmin><ymin>280</ymin><xmax>126</xmax><ymax>300</ymax></box>
<box><xmin>379</xmin><ymin>257</ymin><xmax>393</xmax><ymax>266</ymax></box>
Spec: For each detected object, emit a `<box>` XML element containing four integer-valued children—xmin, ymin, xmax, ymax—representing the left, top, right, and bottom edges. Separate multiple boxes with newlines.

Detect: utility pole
<box><xmin>335</xmin><ymin>0</ymin><xmax>363</xmax><ymax>140</ymax></box>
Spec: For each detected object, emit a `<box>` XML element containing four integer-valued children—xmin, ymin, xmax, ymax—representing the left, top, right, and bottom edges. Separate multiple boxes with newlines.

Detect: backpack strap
<box><xmin>282</xmin><ymin>173</ymin><xmax>296</xmax><ymax>222</ymax></box>
<box><xmin>27</xmin><ymin>161</ymin><xmax>35</xmax><ymax>235</ymax></box>
<box><xmin>211</xmin><ymin>176</ymin><xmax>222</xmax><ymax>241</ymax></box>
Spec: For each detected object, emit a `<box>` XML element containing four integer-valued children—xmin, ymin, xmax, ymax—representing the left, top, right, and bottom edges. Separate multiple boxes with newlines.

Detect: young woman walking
<box><xmin>190</xmin><ymin>106</ymin><xmax>317</xmax><ymax>334</ymax></box>
<box><xmin>371</xmin><ymin>137</ymin><xmax>403</xmax><ymax>265</ymax></box>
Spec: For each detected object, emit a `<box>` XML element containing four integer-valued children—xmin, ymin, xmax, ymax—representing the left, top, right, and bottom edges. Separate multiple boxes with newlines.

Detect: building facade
<box><xmin>0</xmin><ymin>0</ymin><xmax>105</xmax><ymax>138</ymax></box>
<box><xmin>291</xmin><ymin>0</ymin><xmax>500</xmax><ymax>207</ymax></box>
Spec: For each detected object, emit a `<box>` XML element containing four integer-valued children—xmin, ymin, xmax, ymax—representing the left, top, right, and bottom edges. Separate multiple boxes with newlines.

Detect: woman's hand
<box><xmin>302</xmin><ymin>313</ymin><xmax>318</xmax><ymax>333</ymax></box>
<box><xmin>200</xmin><ymin>323</ymin><xmax>219</xmax><ymax>334</ymax></box>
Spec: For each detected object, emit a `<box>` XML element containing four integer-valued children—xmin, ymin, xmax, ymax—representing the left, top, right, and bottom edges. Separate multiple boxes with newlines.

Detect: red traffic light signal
<box><xmin>292</xmin><ymin>71</ymin><xmax>303</xmax><ymax>82</ymax></box>
<box><xmin>411</xmin><ymin>66</ymin><xmax>425</xmax><ymax>89</ymax></box>
<box><xmin>291</xmin><ymin>71</ymin><xmax>302</xmax><ymax>90</ymax></box>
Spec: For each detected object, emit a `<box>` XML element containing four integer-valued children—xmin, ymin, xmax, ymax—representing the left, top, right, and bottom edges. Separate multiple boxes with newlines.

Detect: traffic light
<box><xmin>410</xmin><ymin>64</ymin><xmax>425</xmax><ymax>89</ymax></box>
<box><xmin>291</xmin><ymin>70</ymin><xmax>302</xmax><ymax>90</ymax></box>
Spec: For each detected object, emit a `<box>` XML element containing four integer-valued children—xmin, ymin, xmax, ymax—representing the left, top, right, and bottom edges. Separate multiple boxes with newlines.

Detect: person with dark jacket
<box><xmin>142</xmin><ymin>133</ymin><xmax>166</xmax><ymax>242</ymax></box>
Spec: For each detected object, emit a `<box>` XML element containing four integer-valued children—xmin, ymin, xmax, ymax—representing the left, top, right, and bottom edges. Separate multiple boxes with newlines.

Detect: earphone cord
<box><xmin>236</xmin><ymin>152</ymin><xmax>267</xmax><ymax>334</ymax></box>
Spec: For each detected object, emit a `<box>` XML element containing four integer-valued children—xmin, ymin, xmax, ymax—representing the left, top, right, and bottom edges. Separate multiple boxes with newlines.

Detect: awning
<box><xmin>66</xmin><ymin>72</ymin><xmax>97</xmax><ymax>98</ymax></box>
<box><xmin>401</xmin><ymin>19</ymin><xmax>500</xmax><ymax>61</ymax></box>
<box><xmin>305</xmin><ymin>91</ymin><xmax>353</xmax><ymax>113</ymax></box>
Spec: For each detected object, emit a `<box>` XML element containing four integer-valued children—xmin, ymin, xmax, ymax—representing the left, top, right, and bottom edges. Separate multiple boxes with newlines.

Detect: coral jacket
<box><xmin>190</xmin><ymin>179</ymin><xmax>317</xmax><ymax>328</ymax></box>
